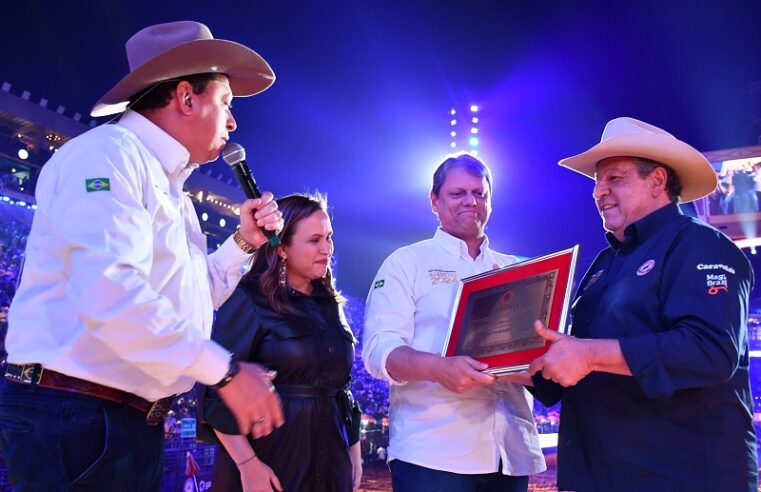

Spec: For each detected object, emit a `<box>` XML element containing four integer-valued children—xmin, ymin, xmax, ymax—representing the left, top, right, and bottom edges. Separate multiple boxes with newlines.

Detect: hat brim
<box><xmin>91</xmin><ymin>38</ymin><xmax>275</xmax><ymax>117</ymax></box>
<box><xmin>558</xmin><ymin>133</ymin><xmax>718</xmax><ymax>202</ymax></box>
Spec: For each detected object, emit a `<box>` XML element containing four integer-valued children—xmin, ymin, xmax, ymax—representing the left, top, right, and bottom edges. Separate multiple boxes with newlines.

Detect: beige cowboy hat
<box><xmin>558</xmin><ymin>117</ymin><xmax>717</xmax><ymax>202</ymax></box>
<box><xmin>91</xmin><ymin>21</ymin><xmax>275</xmax><ymax>117</ymax></box>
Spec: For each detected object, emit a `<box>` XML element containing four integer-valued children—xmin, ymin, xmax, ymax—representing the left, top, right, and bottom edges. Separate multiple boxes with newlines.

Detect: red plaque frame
<box><xmin>441</xmin><ymin>245</ymin><xmax>579</xmax><ymax>374</ymax></box>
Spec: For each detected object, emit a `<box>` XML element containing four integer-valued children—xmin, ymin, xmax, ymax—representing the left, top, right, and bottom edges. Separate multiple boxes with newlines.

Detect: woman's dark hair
<box><xmin>246</xmin><ymin>192</ymin><xmax>344</xmax><ymax>315</ymax></box>
<box><xmin>129</xmin><ymin>72</ymin><xmax>226</xmax><ymax>113</ymax></box>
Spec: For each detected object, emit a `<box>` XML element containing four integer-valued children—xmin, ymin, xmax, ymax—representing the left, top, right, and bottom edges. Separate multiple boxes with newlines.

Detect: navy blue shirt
<box><xmin>532</xmin><ymin>203</ymin><xmax>758</xmax><ymax>492</ymax></box>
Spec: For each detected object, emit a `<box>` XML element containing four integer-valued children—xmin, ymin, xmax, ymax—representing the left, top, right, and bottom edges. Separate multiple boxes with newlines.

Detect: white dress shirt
<box><xmin>7</xmin><ymin>110</ymin><xmax>250</xmax><ymax>401</ymax></box>
<box><xmin>363</xmin><ymin>228</ymin><xmax>545</xmax><ymax>475</ymax></box>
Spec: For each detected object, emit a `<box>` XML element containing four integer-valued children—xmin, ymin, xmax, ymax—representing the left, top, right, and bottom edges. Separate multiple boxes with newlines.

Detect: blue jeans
<box><xmin>390</xmin><ymin>459</ymin><xmax>529</xmax><ymax>492</ymax></box>
<box><xmin>0</xmin><ymin>379</ymin><xmax>164</xmax><ymax>492</ymax></box>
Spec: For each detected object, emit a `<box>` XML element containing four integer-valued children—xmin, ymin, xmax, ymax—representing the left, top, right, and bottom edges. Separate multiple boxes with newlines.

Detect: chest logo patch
<box><xmin>428</xmin><ymin>269</ymin><xmax>458</xmax><ymax>285</ymax></box>
<box><xmin>706</xmin><ymin>273</ymin><xmax>729</xmax><ymax>295</ymax></box>
<box><xmin>636</xmin><ymin>260</ymin><xmax>655</xmax><ymax>276</ymax></box>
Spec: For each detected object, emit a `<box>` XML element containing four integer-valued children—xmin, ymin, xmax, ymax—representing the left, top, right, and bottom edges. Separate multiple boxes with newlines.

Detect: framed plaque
<box><xmin>441</xmin><ymin>245</ymin><xmax>579</xmax><ymax>375</ymax></box>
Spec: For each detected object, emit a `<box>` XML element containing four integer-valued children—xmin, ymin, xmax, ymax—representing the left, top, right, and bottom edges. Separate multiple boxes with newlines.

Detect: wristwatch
<box><xmin>233</xmin><ymin>229</ymin><xmax>257</xmax><ymax>254</ymax></box>
<box><xmin>213</xmin><ymin>353</ymin><xmax>241</xmax><ymax>390</ymax></box>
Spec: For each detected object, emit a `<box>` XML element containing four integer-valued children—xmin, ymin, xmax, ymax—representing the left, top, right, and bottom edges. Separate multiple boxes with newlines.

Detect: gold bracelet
<box><xmin>233</xmin><ymin>229</ymin><xmax>257</xmax><ymax>254</ymax></box>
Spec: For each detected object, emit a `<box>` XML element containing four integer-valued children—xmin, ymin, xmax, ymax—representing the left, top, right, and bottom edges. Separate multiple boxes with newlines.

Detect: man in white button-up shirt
<box><xmin>364</xmin><ymin>153</ymin><xmax>545</xmax><ymax>492</ymax></box>
<box><xmin>0</xmin><ymin>21</ymin><xmax>285</xmax><ymax>491</ymax></box>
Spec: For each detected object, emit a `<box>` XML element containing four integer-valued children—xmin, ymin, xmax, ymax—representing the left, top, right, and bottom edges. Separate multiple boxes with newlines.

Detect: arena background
<box><xmin>1</xmin><ymin>2</ymin><xmax>761</xmax><ymax>490</ymax></box>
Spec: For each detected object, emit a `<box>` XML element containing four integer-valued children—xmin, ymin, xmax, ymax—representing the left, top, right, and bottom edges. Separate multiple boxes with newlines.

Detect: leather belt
<box><xmin>4</xmin><ymin>363</ymin><xmax>174</xmax><ymax>426</ymax></box>
<box><xmin>276</xmin><ymin>383</ymin><xmax>355</xmax><ymax>425</ymax></box>
<box><xmin>275</xmin><ymin>383</ymin><xmax>347</xmax><ymax>399</ymax></box>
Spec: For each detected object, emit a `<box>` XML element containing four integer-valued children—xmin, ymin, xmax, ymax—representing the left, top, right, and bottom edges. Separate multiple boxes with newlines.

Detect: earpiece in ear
<box><xmin>185</xmin><ymin>97</ymin><xmax>192</xmax><ymax>108</ymax></box>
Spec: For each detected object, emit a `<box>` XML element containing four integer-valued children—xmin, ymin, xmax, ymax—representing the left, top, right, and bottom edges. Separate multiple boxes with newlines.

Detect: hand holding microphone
<box><xmin>222</xmin><ymin>142</ymin><xmax>282</xmax><ymax>248</ymax></box>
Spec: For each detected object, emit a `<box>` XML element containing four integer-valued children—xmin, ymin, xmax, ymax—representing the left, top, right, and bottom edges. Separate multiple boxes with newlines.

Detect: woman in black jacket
<box><xmin>203</xmin><ymin>193</ymin><xmax>362</xmax><ymax>492</ymax></box>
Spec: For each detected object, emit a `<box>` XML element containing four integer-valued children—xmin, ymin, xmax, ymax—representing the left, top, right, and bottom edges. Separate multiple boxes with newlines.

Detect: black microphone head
<box><xmin>222</xmin><ymin>142</ymin><xmax>246</xmax><ymax>166</ymax></box>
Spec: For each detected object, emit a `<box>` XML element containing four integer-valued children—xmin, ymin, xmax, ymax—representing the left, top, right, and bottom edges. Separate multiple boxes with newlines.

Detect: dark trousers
<box><xmin>0</xmin><ymin>379</ymin><xmax>164</xmax><ymax>492</ymax></box>
<box><xmin>390</xmin><ymin>459</ymin><xmax>529</xmax><ymax>492</ymax></box>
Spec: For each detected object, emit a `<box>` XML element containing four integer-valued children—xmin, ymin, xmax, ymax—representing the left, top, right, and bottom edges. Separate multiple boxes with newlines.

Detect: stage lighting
<box><xmin>450</xmin><ymin>119</ymin><xmax>457</xmax><ymax>126</ymax></box>
<box><xmin>201</xmin><ymin>212</ymin><xmax>208</xmax><ymax>222</ymax></box>
<box><xmin>470</xmin><ymin>105</ymin><xmax>479</xmax><ymax>113</ymax></box>
<box><xmin>450</xmin><ymin>142</ymin><xmax>457</xmax><ymax>148</ymax></box>
<box><xmin>450</xmin><ymin>131</ymin><xmax>456</xmax><ymax>137</ymax></box>
<box><xmin>470</xmin><ymin>128</ymin><xmax>478</xmax><ymax>134</ymax></box>
<box><xmin>17</xmin><ymin>148</ymin><xmax>28</xmax><ymax>160</ymax></box>
<box><xmin>468</xmin><ymin>137</ymin><xmax>479</xmax><ymax>147</ymax></box>
<box><xmin>450</xmin><ymin>109</ymin><xmax>456</xmax><ymax>115</ymax></box>
<box><xmin>219</xmin><ymin>218</ymin><xmax>226</xmax><ymax>228</ymax></box>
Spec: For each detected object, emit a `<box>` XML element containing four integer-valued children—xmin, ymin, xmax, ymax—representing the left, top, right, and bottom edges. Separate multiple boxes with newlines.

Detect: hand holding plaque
<box><xmin>441</xmin><ymin>246</ymin><xmax>579</xmax><ymax>375</ymax></box>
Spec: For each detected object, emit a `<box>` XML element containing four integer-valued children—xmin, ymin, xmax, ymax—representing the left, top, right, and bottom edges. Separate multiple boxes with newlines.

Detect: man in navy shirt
<box><xmin>528</xmin><ymin>117</ymin><xmax>758</xmax><ymax>491</ymax></box>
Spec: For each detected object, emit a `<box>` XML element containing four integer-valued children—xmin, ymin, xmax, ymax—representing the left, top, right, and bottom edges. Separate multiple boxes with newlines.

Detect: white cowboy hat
<box><xmin>558</xmin><ymin>117</ymin><xmax>717</xmax><ymax>202</ymax></box>
<box><xmin>91</xmin><ymin>21</ymin><xmax>275</xmax><ymax>117</ymax></box>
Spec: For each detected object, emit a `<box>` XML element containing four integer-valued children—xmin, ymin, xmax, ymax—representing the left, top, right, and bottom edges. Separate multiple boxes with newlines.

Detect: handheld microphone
<box><xmin>222</xmin><ymin>142</ymin><xmax>280</xmax><ymax>246</ymax></box>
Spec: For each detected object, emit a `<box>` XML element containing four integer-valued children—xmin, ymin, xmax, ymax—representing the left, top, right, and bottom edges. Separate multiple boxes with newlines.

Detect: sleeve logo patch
<box><xmin>636</xmin><ymin>260</ymin><xmax>655</xmax><ymax>276</ymax></box>
<box><xmin>706</xmin><ymin>273</ymin><xmax>729</xmax><ymax>295</ymax></box>
<box><xmin>85</xmin><ymin>178</ymin><xmax>111</xmax><ymax>192</ymax></box>
<box><xmin>374</xmin><ymin>279</ymin><xmax>385</xmax><ymax>289</ymax></box>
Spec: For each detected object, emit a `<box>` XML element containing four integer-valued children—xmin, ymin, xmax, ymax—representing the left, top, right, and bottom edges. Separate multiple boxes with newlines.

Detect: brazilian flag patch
<box><xmin>85</xmin><ymin>178</ymin><xmax>111</xmax><ymax>192</ymax></box>
<box><xmin>374</xmin><ymin>279</ymin><xmax>385</xmax><ymax>289</ymax></box>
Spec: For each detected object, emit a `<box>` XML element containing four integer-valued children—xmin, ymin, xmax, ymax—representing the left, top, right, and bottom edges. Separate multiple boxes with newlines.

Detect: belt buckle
<box><xmin>145</xmin><ymin>396</ymin><xmax>174</xmax><ymax>426</ymax></box>
<box><xmin>4</xmin><ymin>364</ymin><xmax>43</xmax><ymax>385</ymax></box>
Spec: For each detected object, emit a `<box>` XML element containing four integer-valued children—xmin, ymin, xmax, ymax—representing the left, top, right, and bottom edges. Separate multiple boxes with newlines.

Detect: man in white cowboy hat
<box><xmin>0</xmin><ymin>21</ymin><xmax>285</xmax><ymax>491</ymax></box>
<box><xmin>527</xmin><ymin>117</ymin><xmax>758</xmax><ymax>491</ymax></box>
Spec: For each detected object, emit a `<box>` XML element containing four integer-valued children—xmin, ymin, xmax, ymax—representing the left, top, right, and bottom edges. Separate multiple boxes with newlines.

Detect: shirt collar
<box><xmin>118</xmin><ymin>110</ymin><xmax>193</xmax><ymax>179</ymax></box>
<box><xmin>287</xmin><ymin>280</ymin><xmax>333</xmax><ymax>299</ymax></box>
<box><xmin>605</xmin><ymin>202</ymin><xmax>682</xmax><ymax>251</ymax></box>
<box><xmin>433</xmin><ymin>227</ymin><xmax>489</xmax><ymax>260</ymax></box>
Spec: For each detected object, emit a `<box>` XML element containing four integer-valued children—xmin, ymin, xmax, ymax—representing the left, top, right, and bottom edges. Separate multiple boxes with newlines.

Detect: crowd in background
<box><xmin>708</xmin><ymin>162</ymin><xmax>761</xmax><ymax>215</ymax></box>
<box><xmin>0</xmin><ymin>202</ymin><xmax>31</xmax><ymax>363</ymax></box>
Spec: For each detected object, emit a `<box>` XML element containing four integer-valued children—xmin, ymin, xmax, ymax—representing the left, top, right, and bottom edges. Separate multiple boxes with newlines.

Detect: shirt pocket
<box><xmin>261</xmin><ymin>321</ymin><xmax>318</xmax><ymax>371</ymax></box>
<box><xmin>269</xmin><ymin>321</ymin><xmax>313</xmax><ymax>340</ymax></box>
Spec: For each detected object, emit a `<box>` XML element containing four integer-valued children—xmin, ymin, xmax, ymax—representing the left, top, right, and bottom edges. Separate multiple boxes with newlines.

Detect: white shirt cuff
<box><xmin>379</xmin><ymin>340</ymin><xmax>409</xmax><ymax>386</ymax></box>
<box><xmin>185</xmin><ymin>340</ymin><xmax>232</xmax><ymax>386</ymax></box>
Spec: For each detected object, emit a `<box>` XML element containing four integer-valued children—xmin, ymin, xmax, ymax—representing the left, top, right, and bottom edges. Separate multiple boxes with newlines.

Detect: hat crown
<box><xmin>125</xmin><ymin>21</ymin><xmax>213</xmax><ymax>71</ymax></box>
<box><xmin>601</xmin><ymin>117</ymin><xmax>675</xmax><ymax>143</ymax></box>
